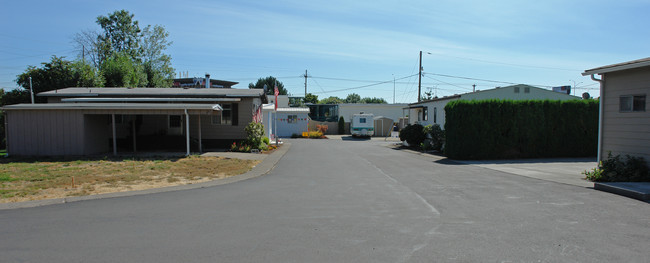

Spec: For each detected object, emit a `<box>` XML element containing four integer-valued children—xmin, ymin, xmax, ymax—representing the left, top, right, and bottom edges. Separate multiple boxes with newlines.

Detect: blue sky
<box><xmin>1</xmin><ymin>0</ymin><xmax>648</xmax><ymax>102</ymax></box>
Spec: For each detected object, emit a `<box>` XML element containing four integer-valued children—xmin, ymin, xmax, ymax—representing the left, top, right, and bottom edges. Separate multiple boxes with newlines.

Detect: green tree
<box><xmin>344</xmin><ymin>93</ymin><xmax>361</xmax><ymax>103</ymax></box>
<box><xmin>16</xmin><ymin>56</ymin><xmax>103</xmax><ymax>102</ymax></box>
<box><xmin>249</xmin><ymin>76</ymin><xmax>288</xmax><ymax>95</ymax></box>
<box><xmin>141</xmin><ymin>25</ymin><xmax>174</xmax><ymax>87</ymax></box>
<box><xmin>101</xmin><ymin>52</ymin><xmax>147</xmax><ymax>87</ymax></box>
<box><xmin>0</xmin><ymin>89</ymin><xmax>30</xmax><ymax>106</ymax></box>
<box><xmin>319</xmin><ymin>96</ymin><xmax>343</xmax><ymax>104</ymax></box>
<box><xmin>360</xmin><ymin>97</ymin><xmax>388</xmax><ymax>104</ymax></box>
<box><xmin>96</xmin><ymin>10</ymin><xmax>142</xmax><ymax>60</ymax></box>
<box><xmin>304</xmin><ymin>93</ymin><xmax>318</xmax><ymax>104</ymax></box>
<box><xmin>74</xmin><ymin>10</ymin><xmax>174</xmax><ymax>87</ymax></box>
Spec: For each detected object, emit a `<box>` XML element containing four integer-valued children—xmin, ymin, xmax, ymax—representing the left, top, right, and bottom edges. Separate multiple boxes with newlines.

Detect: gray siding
<box><xmin>83</xmin><ymin>115</ymin><xmax>110</xmax><ymax>154</ymax></box>
<box><xmin>601</xmin><ymin>67</ymin><xmax>650</xmax><ymax>162</ymax></box>
<box><xmin>6</xmin><ymin>110</ymin><xmax>84</xmax><ymax>155</ymax></box>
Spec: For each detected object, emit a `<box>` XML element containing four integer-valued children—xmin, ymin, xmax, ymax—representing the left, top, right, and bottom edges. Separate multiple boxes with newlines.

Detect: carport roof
<box><xmin>38</xmin><ymin>87</ymin><xmax>265</xmax><ymax>98</ymax></box>
<box><xmin>1</xmin><ymin>103</ymin><xmax>223</xmax><ymax>111</ymax></box>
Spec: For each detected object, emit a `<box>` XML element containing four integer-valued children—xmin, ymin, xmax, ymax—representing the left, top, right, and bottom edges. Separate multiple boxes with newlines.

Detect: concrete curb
<box><xmin>0</xmin><ymin>142</ymin><xmax>291</xmax><ymax>210</ymax></box>
<box><xmin>594</xmin><ymin>182</ymin><xmax>650</xmax><ymax>202</ymax></box>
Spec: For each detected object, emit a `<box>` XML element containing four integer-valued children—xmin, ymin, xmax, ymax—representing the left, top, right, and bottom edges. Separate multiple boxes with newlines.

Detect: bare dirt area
<box><xmin>0</xmin><ymin>155</ymin><xmax>260</xmax><ymax>203</ymax></box>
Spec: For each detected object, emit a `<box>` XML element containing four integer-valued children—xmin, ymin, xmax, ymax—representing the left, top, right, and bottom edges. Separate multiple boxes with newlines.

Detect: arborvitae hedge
<box><xmin>444</xmin><ymin>99</ymin><xmax>598</xmax><ymax>160</ymax></box>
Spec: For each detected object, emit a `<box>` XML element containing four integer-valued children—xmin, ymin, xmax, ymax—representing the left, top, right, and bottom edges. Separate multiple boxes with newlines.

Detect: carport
<box><xmin>2</xmin><ymin>103</ymin><xmax>224</xmax><ymax>156</ymax></box>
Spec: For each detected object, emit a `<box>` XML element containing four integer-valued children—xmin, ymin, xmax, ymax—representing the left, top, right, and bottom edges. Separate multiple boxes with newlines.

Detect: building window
<box><xmin>212</xmin><ymin>104</ymin><xmax>233</xmax><ymax>125</ymax></box>
<box><xmin>287</xmin><ymin>115</ymin><xmax>298</xmax><ymax>124</ymax></box>
<box><xmin>524</xmin><ymin>87</ymin><xmax>530</xmax><ymax>93</ymax></box>
<box><xmin>423</xmin><ymin>107</ymin><xmax>428</xmax><ymax>121</ymax></box>
<box><xmin>514</xmin><ymin>87</ymin><xmax>520</xmax><ymax>93</ymax></box>
<box><xmin>433</xmin><ymin>107</ymin><xmax>437</xmax><ymax>123</ymax></box>
<box><xmin>169</xmin><ymin>115</ymin><xmax>182</xmax><ymax>128</ymax></box>
<box><xmin>620</xmin><ymin>95</ymin><xmax>646</xmax><ymax>112</ymax></box>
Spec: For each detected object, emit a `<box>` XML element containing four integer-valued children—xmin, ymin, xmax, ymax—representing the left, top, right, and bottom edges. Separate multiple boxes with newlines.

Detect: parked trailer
<box><xmin>351</xmin><ymin>113</ymin><xmax>374</xmax><ymax>137</ymax></box>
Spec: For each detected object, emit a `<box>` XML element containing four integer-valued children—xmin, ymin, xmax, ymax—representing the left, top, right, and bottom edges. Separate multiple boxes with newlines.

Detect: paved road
<box><xmin>1</xmin><ymin>138</ymin><xmax>649</xmax><ymax>262</ymax></box>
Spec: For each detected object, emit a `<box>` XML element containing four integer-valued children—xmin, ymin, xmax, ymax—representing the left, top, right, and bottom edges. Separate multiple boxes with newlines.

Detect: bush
<box><xmin>399</xmin><ymin>124</ymin><xmax>425</xmax><ymax>147</ymax></box>
<box><xmin>424</xmin><ymin>124</ymin><xmax>444</xmax><ymax>151</ymax></box>
<box><xmin>338</xmin><ymin>116</ymin><xmax>345</xmax><ymax>134</ymax></box>
<box><xmin>584</xmin><ymin>153</ymin><xmax>650</xmax><ymax>182</ymax></box>
<box><xmin>262</xmin><ymin>136</ymin><xmax>270</xmax><ymax>145</ymax></box>
<box><xmin>245</xmin><ymin>122</ymin><xmax>265</xmax><ymax>149</ymax></box>
<box><xmin>306</xmin><ymin>131</ymin><xmax>324</xmax><ymax>138</ymax></box>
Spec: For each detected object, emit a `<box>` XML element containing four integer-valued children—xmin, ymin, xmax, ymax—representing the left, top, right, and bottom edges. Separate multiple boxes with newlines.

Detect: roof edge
<box><xmin>582</xmin><ymin>57</ymin><xmax>650</xmax><ymax>76</ymax></box>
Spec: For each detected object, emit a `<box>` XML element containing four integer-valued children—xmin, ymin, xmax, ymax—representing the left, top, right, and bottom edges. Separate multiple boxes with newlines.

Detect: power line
<box><xmin>312</xmin><ymin>74</ymin><xmax>419</xmax><ymax>95</ymax></box>
<box><xmin>422</xmin><ymin>72</ymin><xmax>562</xmax><ymax>88</ymax></box>
<box><xmin>424</xmin><ymin>52</ymin><xmax>582</xmax><ymax>72</ymax></box>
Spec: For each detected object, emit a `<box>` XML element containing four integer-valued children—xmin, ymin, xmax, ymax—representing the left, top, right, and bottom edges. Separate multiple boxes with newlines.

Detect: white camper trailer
<box><xmin>351</xmin><ymin>113</ymin><xmax>374</xmax><ymax>137</ymax></box>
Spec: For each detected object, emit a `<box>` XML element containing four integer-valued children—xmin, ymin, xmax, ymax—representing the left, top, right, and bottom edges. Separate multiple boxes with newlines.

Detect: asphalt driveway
<box><xmin>1</xmin><ymin>138</ymin><xmax>648</xmax><ymax>262</ymax></box>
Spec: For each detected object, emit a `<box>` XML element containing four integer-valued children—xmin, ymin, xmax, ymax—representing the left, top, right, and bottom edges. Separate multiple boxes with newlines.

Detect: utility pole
<box><xmin>303</xmin><ymin>70</ymin><xmax>308</xmax><ymax>97</ymax></box>
<box><xmin>82</xmin><ymin>45</ymin><xmax>85</xmax><ymax>63</ymax></box>
<box><xmin>472</xmin><ymin>84</ymin><xmax>476</xmax><ymax>92</ymax></box>
<box><xmin>418</xmin><ymin>51</ymin><xmax>422</xmax><ymax>102</ymax></box>
<box><xmin>29</xmin><ymin>76</ymin><xmax>34</xmax><ymax>104</ymax></box>
<box><xmin>393</xmin><ymin>74</ymin><xmax>396</xmax><ymax>104</ymax></box>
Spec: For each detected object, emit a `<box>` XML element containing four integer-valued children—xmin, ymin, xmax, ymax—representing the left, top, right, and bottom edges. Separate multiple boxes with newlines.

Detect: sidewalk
<box><xmin>455</xmin><ymin>158</ymin><xmax>597</xmax><ymax>188</ymax></box>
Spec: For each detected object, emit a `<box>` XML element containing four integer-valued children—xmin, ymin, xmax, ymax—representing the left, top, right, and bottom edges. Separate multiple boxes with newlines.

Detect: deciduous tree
<box><xmin>248</xmin><ymin>76</ymin><xmax>288</xmax><ymax>95</ymax></box>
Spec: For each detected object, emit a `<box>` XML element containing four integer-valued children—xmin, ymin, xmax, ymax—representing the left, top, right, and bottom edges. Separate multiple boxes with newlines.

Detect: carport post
<box><xmin>198</xmin><ymin>113</ymin><xmax>202</xmax><ymax>153</ymax></box>
<box><xmin>112</xmin><ymin>114</ymin><xmax>117</xmax><ymax>156</ymax></box>
<box><xmin>185</xmin><ymin>109</ymin><xmax>190</xmax><ymax>156</ymax></box>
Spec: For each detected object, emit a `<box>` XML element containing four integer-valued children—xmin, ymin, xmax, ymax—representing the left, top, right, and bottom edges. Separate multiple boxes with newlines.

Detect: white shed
<box><xmin>262</xmin><ymin>105</ymin><xmax>311</xmax><ymax>138</ymax></box>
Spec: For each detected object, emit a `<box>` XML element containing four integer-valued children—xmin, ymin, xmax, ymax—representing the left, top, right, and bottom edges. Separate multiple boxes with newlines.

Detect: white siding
<box><xmin>601</xmin><ymin>67</ymin><xmax>650</xmax><ymax>162</ymax></box>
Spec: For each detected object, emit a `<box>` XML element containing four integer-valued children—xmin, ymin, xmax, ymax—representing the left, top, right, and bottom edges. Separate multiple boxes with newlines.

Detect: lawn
<box><xmin>0</xmin><ymin>155</ymin><xmax>260</xmax><ymax>203</ymax></box>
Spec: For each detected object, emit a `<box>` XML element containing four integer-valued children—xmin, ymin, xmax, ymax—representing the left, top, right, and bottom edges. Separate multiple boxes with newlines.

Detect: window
<box><xmin>524</xmin><ymin>87</ymin><xmax>530</xmax><ymax>93</ymax></box>
<box><xmin>360</xmin><ymin>117</ymin><xmax>366</xmax><ymax>123</ymax></box>
<box><xmin>433</xmin><ymin>107</ymin><xmax>437</xmax><ymax>123</ymax></box>
<box><xmin>169</xmin><ymin>115</ymin><xmax>182</xmax><ymax>128</ymax></box>
<box><xmin>422</xmin><ymin>107</ymin><xmax>428</xmax><ymax>121</ymax></box>
<box><xmin>287</xmin><ymin>115</ymin><xmax>298</xmax><ymax>124</ymax></box>
<box><xmin>514</xmin><ymin>87</ymin><xmax>520</xmax><ymax>93</ymax></box>
<box><xmin>212</xmin><ymin>104</ymin><xmax>233</xmax><ymax>125</ymax></box>
<box><xmin>620</xmin><ymin>95</ymin><xmax>646</xmax><ymax>112</ymax></box>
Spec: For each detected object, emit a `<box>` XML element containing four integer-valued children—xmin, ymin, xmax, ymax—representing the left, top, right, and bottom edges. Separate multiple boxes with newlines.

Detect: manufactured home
<box><xmin>2</xmin><ymin>87</ymin><xmax>267</xmax><ymax>156</ymax></box>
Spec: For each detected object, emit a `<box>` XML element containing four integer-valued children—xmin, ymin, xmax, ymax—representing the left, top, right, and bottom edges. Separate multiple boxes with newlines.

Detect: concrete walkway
<box><xmin>455</xmin><ymin>158</ymin><xmax>597</xmax><ymax>188</ymax></box>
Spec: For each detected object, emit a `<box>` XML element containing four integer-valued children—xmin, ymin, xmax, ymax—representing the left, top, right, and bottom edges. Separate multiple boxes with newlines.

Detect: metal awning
<box><xmin>1</xmin><ymin>103</ymin><xmax>223</xmax><ymax>111</ymax></box>
<box><xmin>61</xmin><ymin>97</ymin><xmax>240</xmax><ymax>103</ymax></box>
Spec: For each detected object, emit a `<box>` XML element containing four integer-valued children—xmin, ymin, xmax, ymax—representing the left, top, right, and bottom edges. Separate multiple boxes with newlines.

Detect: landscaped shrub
<box><xmin>232</xmin><ymin>122</ymin><xmax>268</xmax><ymax>152</ymax></box>
<box><xmin>245</xmin><ymin>122</ymin><xmax>266</xmax><ymax>149</ymax></box>
<box><xmin>444</xmin><ymin>99</ymin><xmax>598</xmax><ymax>160</ymax></box>
<box><xmin>424</xmin><ymin>124</ymin><xmax>444</xmax><ymax>151</ymax></box>
<box><xmin>306</xmin><ymin>131</ymin><xmax>324</xmax><ymax>138</ymax></box>
<box><xmin>399</xmin><ymin>124</ymin><xmax>425</xmax><ymax>147</ymax></box>
<box><xmin>584</xmin><ymin>153</ymin><xmax>650</xmax><ymax>182</ymax></box>
<box><xmin>338</xmin><ymin>116</ymin><xmax>345</xmax><ymax>134</ymax></box>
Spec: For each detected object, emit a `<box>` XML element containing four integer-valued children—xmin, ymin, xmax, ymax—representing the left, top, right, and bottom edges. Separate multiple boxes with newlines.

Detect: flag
<box><xmin>274</xmin><ymin>86</ymin><xmax>279</xmax><ymax>111</ymax></box>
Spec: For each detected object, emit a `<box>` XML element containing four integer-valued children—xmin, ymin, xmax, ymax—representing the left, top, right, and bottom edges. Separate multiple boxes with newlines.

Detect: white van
<box><xmin>351</xmin><ymin>113</ymin><xmax>374</xmax><ymax>137</ymax></box>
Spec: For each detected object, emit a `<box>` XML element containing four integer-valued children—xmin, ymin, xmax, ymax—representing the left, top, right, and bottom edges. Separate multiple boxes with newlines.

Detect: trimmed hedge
<box><xmin>444</xmin><ymin>99</ymin><xmax>598</xmax><ymax>160</ymax></box>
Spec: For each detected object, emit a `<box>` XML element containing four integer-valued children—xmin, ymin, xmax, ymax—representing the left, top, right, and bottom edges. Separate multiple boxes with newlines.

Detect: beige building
<box><xmin>583</xmin><ymin>58</ymin><xmax>650</xmax><ymax>164</ymax></box>
<box><xmin>2</xmin><ymin>87</ymin><xmax>267</xmax><ymax>156</ymax></box>
<box><xmin>406</xmin><ymin>84</ymin><xmax>580</xmax><ymax>128</ymax></box>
